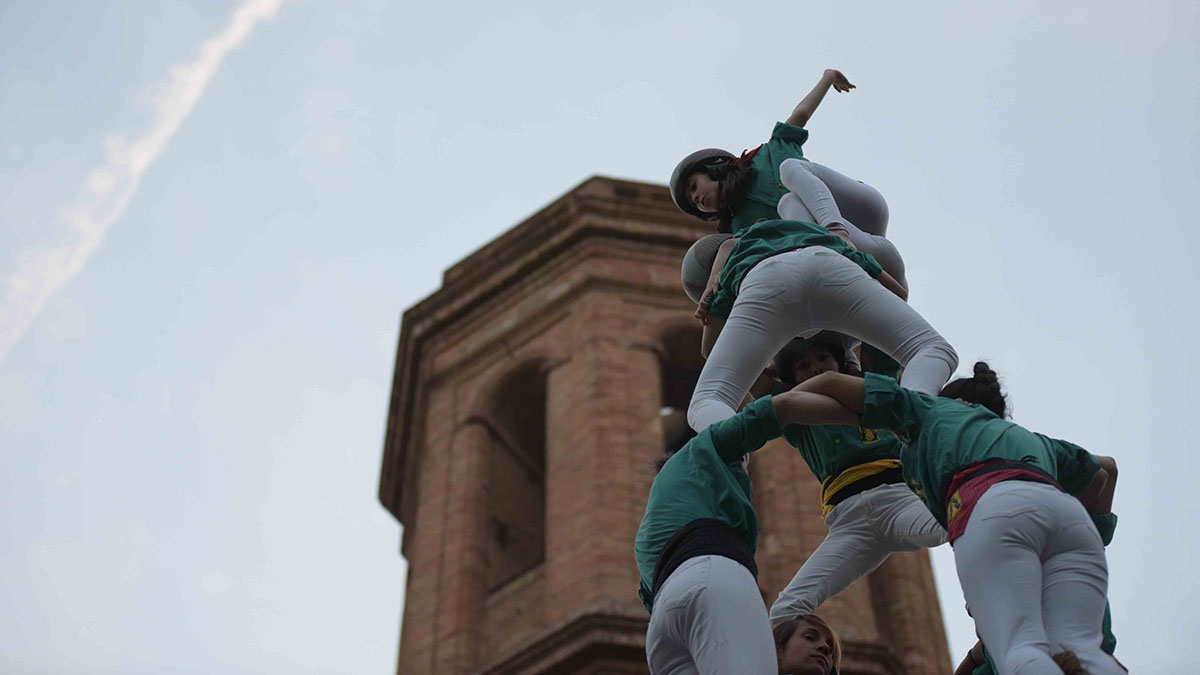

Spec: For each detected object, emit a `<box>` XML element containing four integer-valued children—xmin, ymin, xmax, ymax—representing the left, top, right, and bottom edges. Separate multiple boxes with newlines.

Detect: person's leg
<box><xmin>869</xmin><ymin>483</ymin><xmax>948</xmax><ymax>551</ymax></box>
<box><xmin>779</xmin><ymin>159</ymin><xmax>847</xmax><ymax>230</ymax></box>
<box><xmin>772</xmin><ymin>163</ymin><xmax>902</xmax><ymax>289</ymax></box>
<box><xmin>687</xmin><ymin>556</ymin><xmax>777</xmax><ymax>675</ymax></box>
<box><xmin>841</xmin><ymin>223</ymin><xmax>908</xmax><ymax>291</ymax></box>
<box><xmin>954</xmin><ymin>482</ymin><xmax>1060</xmax><ymax>675</ymax></box>
<box><xmin>1040</xmin><ymin>493</ymin><xmax>1125</xmax><ymax>675</ymax></box>
<box><xmin>770</xmin><ymin>494</ymin><xmax>887</xmax><ymax>624</ymax></box>
<box><xmin>646</xmin><ymin>557</ymin><xmax>707</xmax><ymax>675</ymax></box>
<box><xmin>802</xmin><ymin>160</ymin><xmax>890</xmax><ymax>236</ymax></box>
<box><xmin>687</xmin><ymin>254</ymin><xmax>802</xmax><ymax>431</ymax></box>
<box><xmin>799</xmin><ymin>248</ymin><xmax>957</xmax><ymax>395</ymax></box>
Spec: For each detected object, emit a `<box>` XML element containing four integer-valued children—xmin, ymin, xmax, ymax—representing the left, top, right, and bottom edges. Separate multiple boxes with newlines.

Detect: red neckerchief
<box><xmin>729</xmin><ymin>145</ymin><xmax>762</xmax><ymax>167</ymax></box>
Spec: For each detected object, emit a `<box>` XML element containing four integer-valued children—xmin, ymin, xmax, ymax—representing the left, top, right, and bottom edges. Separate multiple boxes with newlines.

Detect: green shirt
<box><xmin>707</xmin><ymin>219</ymin><xmax>884</xmax><ymax>320</ymax></box>
<box><xmin>859</xmin><ymin>374</ymin><xmax>1101</xmax><ymax>529</ymax></box>
<box><xmin>634</xmin><ymin>396</ymin><xmax>783</xmax><ymax>613</ymax></box>
<box><xmin>729</xmin><ymin>122</ymin><xmax>811</xmax><ymax>235</ymax></box>
<box><xmin>862</xmin><ymin>374</ymin><xmax>1119</xmax><ymax>670</ymax></box>
<box><xmin>783</xmin><ymin>423</ymin><xmax>904</xmax><ymax>484</ymax></box>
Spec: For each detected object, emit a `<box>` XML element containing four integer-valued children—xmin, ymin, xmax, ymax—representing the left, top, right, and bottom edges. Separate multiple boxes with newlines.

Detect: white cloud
<box><xmin>0</xmin><ymin>0</ymin><xmax>286</xmax><ymax>363</ymax></box>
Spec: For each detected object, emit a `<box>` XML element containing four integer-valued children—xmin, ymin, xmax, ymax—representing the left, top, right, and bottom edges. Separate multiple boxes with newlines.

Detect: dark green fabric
<box><xmin>859</xmin><ymin>374</ymin><xmax>1100</xmax><ymax>529</ymax></box>
<box><xmin>783</xmin><ymin>423</ymin><xmax>903</xmax><ymax>484</ymax></box>
<box><xmin>860</xmin><ymin>342</ymin><xmax>902</xmax><ymax>379</ymax></box>
<box><xmin>729</xmin><ymin>122</ymin><xmax>811</xmax><ymax>235</ymax></box>
<box><xmin>1092</xmin><ymin>511</ymin><xmax>1118</xmax><ymax>546</ymax></box>
<box><xmin>707</xmin><ymin>219</ymin><xmax>883</xmax><ymax>320</ymax></box>
<box><xmin>771</xmin><ymin>347</ymin><xmax>904</xmax><ymax>484</ymax></box>
<box><xmin>635</xmin><ymin>396</ymin><xmax>783</xmax><ymax>613</ymax></box>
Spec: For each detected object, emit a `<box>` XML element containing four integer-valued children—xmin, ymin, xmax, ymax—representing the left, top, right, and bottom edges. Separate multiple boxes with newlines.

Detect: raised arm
<box><xmin>785</xmin><ymin>69</ymin><xmax>855</xmax><ymax>128</ymax></box>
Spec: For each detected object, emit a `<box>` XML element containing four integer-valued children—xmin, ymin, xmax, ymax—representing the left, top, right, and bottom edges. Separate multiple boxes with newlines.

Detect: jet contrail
<box><xmin>0</xmin><ymin>0</ymin><xmax>286</xmax><ymax>362</ymax></box>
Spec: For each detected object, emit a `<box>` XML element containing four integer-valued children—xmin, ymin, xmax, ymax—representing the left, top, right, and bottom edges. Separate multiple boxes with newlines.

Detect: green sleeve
<box><xmin>1101</xmin><ymin>602</ymin><xmax>1117</xmax><ymax>654</ymax></box>
<box><xmin>769</xmin><ymin>121</ymin><xmax>809</xmax><ymax>151</ymax></box>
<box><xmin>860</xmin><ymin>373</ymin><xmax>929</xmax><ymax>436</ymax></box>
<box><xmin>1092</xmin><ymin>512</ymin><xmax>1118</xmax><ymax>546</ymax></box>
<box><xmin>1049</xmin><ymin>438</ymin><xmax>1102</xmax><ymax>495</ymax></box>
<box><xmin>842</xmin><ymin>248</ymin><xmax>884</xmax><ymax>278</ymax></box>
<box><xmin>976</xmin><ymin>648</ymin><xmax>998</xmax><ymax>675</ymax></box>
<box><xmin>705</xmin><ymin>395</ymin><xmax>783</xmax><ymax>463</ymax></box>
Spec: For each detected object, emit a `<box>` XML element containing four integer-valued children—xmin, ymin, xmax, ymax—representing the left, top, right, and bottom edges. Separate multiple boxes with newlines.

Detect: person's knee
<box><xmin>779</xmin><ymin>157</ymin><xmax>813</xmax><ymax>184</ymax></box>
<box><xmin>933</xmin><ymin>340</ymin><xmax>959</xmax><ymax>371</ymax></box>
<box><xmin>686</xmin><ymin>399</ymin><xmax>706</xmax><ymax>433</ymax></box>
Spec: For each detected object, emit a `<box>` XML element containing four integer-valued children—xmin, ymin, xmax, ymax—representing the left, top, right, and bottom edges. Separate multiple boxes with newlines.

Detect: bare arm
<box><xmin>785</xmin><ymin>69</ymin><xmax>855</xmax><ymax>128</ymax></box>
<box><xmin>1079</xmin><ymin>455</ymin><xmax>1118</xmax><ymax>513</ymax></box>
<box><xmin>773</xmin><ymin>389</ymin><xmax>859</xmax><ymax>427</ymax></box>
<box><xmin>700</xmin><ymin>316</ymin><xmax>725</xmax><ymax>359</ymax></box>
<box><xmin>953</xmin><ymin>641</ymin><xmax>986</xmax><ymax>675</ymax></box>
<box><xmin>877</xmin><ymin>270</ymin><xmax>908</xmax><ymax>301</ymax></box>
<box><xmin>792</xmin><ymin>371</ymin><xmax>867</xmax><ymax>413</ymax></box>
<box><xmin>696</xmin><ymin>237</ymin><xmax>739</xmax><ymax>358</ymax></box>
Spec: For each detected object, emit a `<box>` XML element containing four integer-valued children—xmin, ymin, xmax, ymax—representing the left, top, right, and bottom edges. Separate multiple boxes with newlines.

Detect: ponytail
<box><xmin>939</xmin><ymin>361</ymin><xmax>1008</xmax><ymax>418</ymax></box>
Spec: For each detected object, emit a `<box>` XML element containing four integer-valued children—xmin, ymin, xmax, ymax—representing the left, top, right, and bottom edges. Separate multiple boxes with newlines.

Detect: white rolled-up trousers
<box><xmin>769</xmin><ymin>482</ymin><xmax>947</xmax><ymax>624</ymax></box>
<box><xmin>645</xmin><ymin>555</ymin><xmax>776</xmax><ymax>675</ymax></box>
<box><xmin>688</xmin><ymin>247</ymin><xmax>957</xmax><ymax>432</ymax></box>
<box><xmin>953</xmin><ymin>481</ymin><xmax>1124</xmax><ymax>675</ymax></box>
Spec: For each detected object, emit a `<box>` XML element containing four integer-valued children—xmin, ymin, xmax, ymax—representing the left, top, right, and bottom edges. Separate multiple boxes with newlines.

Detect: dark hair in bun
<box><xmin>939</xmin><ymin>361</ymin><xmax>1008</xmax><ymax>418</ymax></box>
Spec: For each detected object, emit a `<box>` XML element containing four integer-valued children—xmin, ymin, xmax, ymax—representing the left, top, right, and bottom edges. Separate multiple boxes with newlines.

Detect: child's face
<box><xmin>686</xmin><ymin>171</ymin><xmax>721</xmax><ymax>213</ymax></box>
<box><xmin>790</xmin><ymin>346</ymin><xmax>839</xmax><ymax>385</ymax></box>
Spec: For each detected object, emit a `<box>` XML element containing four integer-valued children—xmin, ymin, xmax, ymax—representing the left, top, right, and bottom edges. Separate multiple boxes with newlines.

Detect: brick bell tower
<box><xmin>379</xmin><ymin>177</ymin><xmax>951</xmax><ymax>674</ymax></box>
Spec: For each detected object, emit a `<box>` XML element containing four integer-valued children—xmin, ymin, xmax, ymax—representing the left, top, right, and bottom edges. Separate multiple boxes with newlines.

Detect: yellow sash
<box><xmin>820</xmin><ymin>459</ymin><xmax>903</xmax><ymax>518</ymax></box>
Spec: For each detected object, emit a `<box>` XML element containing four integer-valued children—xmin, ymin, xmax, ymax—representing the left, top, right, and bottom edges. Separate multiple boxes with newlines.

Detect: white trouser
<box><xmin>646</xmin><ymin>555</ymin><xmax>777</xmax><ymax>675</ymax></box>
<box><xmin>778</xmin><ymin>158</ymin><xmax>907</xmax><ymax>290</ymax></box>
<box><xmin>953</xmin><ymin>481</ymin><xmax>1123</xmax><ymax>675</ymax></box>
<box><xmin>688</xmin><ymin>247</ymin><xmax>957</xmax><ymax>432</ymax></box>
<box><xmin>769</xmin><ymin>482</ymin><xmax>946</xmax><ymax>624</ymax></box>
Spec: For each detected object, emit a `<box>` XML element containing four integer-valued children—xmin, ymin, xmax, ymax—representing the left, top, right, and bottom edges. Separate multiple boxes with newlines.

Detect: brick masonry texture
<box><xmin>380</xmin><ymin>176</ymin><xmax>951</xmax><ymax>674</ymax></box>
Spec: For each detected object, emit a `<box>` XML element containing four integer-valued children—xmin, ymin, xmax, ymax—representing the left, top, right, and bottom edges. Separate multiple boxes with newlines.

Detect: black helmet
<box><xmin>669</xmin><ymin>148</ymin><xmax>734</xmax><ymax>220</ymax></box>
<box><xmin>773</xmin><ymin>333</ymin><xmax>850</xmax><ymax>386</ymax></box>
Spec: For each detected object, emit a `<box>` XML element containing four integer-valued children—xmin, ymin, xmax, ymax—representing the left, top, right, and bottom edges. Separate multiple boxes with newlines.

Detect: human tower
<box><xmin>634</xmin><ymin>70</ymin><xmax>1123</xmax><ymax>675</ymax></box>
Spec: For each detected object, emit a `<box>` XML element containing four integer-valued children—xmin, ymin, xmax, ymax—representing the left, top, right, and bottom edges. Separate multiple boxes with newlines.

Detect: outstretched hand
<box><xmin>824</xmin><ymin>69</ymin><xmax>855</xmax><ymax>93</ymax></box>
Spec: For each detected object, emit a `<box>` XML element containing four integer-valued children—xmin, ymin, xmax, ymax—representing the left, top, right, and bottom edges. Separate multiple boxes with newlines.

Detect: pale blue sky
<box><xmin>2</xmin><ymin>1</ymin><xmax>1197</xmax><ymax>673</ymax></box>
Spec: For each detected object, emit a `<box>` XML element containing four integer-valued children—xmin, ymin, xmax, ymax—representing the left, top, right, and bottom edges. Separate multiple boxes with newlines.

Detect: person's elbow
<box><xmin>779</xmin><ymin>157</ymin><xmax>807</xmax><ymax>188</ymax></box>
<box><xmin>1098</xmin><ymin>455</ymin><xmax>1118</xmax><ymax>486</ymax></box>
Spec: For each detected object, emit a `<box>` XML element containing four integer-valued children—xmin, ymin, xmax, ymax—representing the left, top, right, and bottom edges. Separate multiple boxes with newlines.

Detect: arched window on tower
<box><xmin>478</xmin><ymin>362</ymin><xmax>547</xmax><ymax>592</ymax></box>
<box><xmin>659</xmin><ymin>326</ymin><xmax>704</xmax><ymax>456</ymax></box>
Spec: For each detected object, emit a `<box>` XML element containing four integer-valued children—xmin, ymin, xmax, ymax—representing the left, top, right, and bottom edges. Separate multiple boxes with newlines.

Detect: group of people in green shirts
<box><xmin>635</xmin><ymin>69</ymin><xmax>1124</xmax><ymax>675</ymax></box>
